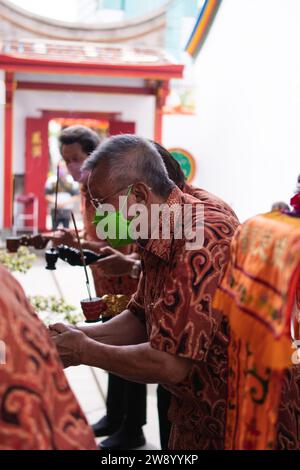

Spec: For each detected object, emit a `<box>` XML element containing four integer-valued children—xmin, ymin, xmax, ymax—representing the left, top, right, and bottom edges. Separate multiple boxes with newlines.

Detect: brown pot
<box><xmin>81</xmin><ymin>297</ymin><xmax>107</xmax><ymax>323</ymax></box>
<box><xmin>6</xmin><ymin>237</ymin><xmax>21</xmax><ymax>253</ymax></box>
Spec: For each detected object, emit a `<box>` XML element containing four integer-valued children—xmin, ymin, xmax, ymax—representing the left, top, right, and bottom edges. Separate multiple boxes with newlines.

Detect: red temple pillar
<box><xmin>154</xmin><ymin>80</ymin><xmax>169</xmax><ymax>144</ymax></box>
<box><xmin>3</xmin><ymin>71</ymin><xmax>14</xmax><ymax>229</ymax></box>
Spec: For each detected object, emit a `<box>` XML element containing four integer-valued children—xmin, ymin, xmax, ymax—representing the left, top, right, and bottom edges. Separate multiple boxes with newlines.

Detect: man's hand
<box><xmin>49</xmin><ymin>323</ymin><xmax>87</xmax><ymax>368</ymax></box>
<box><xmin>52</xmin><ymin>229</ymin><xmax>79</xmax><ymax>248</ymax></box>
<box><xmin>94</xmin><ymin>247</ymin><xmax>135</xmax><ymax>277</ymax></box>
<box><xmin>48</xmin><ymin>319</ymin><xmax>192</xmax><ymax>385</ymax></box>
<box><xmin>49</xmin><ymin>322</ymin><xmax>77</xmax><ymax>337</ymax></box>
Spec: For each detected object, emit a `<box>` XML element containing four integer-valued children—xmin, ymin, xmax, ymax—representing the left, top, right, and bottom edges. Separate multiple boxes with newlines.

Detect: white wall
<box><xmin>162</xmin><ymin>114</ymin><xmax>215</xmax><ymax>182</ymax></box>
<box><xmin>0</xmin><ymin>70</ymin><xmax>5</xmax><ymax>230</ymax></box>
<box><xmin>13</xmin><ymin>88</ymin><xmax>155</xmax><ymax>174</ymax></box>
<box><xmin>164</xmin><ymin>0</ymin><xmax>300</xmax><ymax>222</ymax></box>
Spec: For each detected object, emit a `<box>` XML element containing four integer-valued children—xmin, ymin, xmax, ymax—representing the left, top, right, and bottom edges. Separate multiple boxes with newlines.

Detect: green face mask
<box><xmin>93</xmin><ymin>186</ymin><xmax>135</xmax><ymax>249</ymax></box>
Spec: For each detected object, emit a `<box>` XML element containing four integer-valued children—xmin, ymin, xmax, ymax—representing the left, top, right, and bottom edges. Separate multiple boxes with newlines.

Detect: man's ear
<box><xmin>132</xmin><ymin>182</ymin><xmax>150</xmax><ymax>204</ymax></box>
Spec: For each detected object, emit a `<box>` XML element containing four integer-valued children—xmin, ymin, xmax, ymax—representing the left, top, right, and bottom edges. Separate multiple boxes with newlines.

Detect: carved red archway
<box><xmin>24</xmin><ymin>109</ymin><xmax>136</xmax><ymax>231</ymax></box>
<box><xmin>1</xmin><ymin>40</ymin><xmax>183</xmax><ymax>228</ymax></box>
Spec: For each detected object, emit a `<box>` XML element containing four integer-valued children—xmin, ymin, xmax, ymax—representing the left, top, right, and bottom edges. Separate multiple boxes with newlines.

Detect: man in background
<box><xmin>45</xmin><ymin>163</ymin><xmax>80</xmax><ymax>229</ymax></box>
<box><xmin>51</xmin><ymin>135</ymin><xmax>239</xmax><ymax>450</ymax></box>
<box><xmin>56</xmin><ymin>125</ymin><xmax>147</xmax><ymax>450</ymax></box>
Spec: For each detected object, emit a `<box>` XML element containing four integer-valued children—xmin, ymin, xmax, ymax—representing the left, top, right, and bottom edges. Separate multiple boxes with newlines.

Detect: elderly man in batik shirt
<box><xmin>54</xmin><ymin>125</ymin><xmax>146</xmax><ymax>450</ymax></box>
<box><xmin>50</xmin><ymin>135</ymin><xmax>239</xmax><ymax>450</ymax></box>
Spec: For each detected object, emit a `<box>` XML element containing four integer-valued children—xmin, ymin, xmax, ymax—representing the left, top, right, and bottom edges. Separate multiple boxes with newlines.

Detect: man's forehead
<box><xmin>88</xmin><ymin>165</ymin><xmax>110</xmax><ymax>195</ymax></box>
<box><xmin>62</xmin><ymin>142</ymin><xmax>82</xmax><ymax>153</ymax></box>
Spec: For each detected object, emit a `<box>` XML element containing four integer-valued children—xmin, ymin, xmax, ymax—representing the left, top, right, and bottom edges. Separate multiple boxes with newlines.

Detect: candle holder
<box><xmin>45</xmin><ymin>248</ymin><xmax>59</xmax><ymax>270</ymax></box>
<box><xmin>6</xmin><ymin>234</ymin><xmax>50</xmax><ymax>253</ymax></box>
<box><xmin>6</xmin><ymin>237</ymin><xmax>21</xmax><ymax>253</ymax></box>
<box><xmin>56</xmin><ymin>245</ymin><xmax>106</xmax><ymax>266</ymax></box>
<box><xmin>80</xmin><ymin>297</ymin><xmax>108</xmax><ymax>323</ymax></box>
<box><xmin>44</xmin><ymin>245</ymin><xmax>107</xmax><ymax>270</ymax></box>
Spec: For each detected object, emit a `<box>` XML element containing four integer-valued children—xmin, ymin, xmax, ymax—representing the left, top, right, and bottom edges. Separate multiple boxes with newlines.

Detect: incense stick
<box><xmin>71</xmin><ymin>212</ymin><xmax>92</xmax><ymax>301</ymax></box>
<box><xmin>53</xmin><ymin>164</ymin><xmax>60</xmax><ymax>234</ymax></box>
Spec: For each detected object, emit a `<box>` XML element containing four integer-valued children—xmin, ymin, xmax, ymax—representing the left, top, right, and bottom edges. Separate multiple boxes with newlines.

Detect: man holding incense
<box><xmin>56</xmin><ymin>125</ymin><xmax>146</xmax><ymax>450</ymax></box>
<box><xmin>50</xmin><ymin>135</ymin><xmax>238</xmax><ymax>450</ymax></box>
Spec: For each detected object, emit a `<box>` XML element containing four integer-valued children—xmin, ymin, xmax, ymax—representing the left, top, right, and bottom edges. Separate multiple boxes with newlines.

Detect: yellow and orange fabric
<box><xmin>213</xmin><ymin>211</ymin><xmax>300</xmax><ymax>450</ymax></box>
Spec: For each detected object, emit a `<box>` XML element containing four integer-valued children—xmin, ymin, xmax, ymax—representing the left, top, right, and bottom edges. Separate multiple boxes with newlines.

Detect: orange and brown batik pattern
<box><xmin>0</xmin><ymin>265</ymin><xmax>97</xmax><ymax>450</ymax></box>
<box><xmin>128</xmin><ymin>186</ymin><xmax>239</xmax><ymax>450</ymax></box>
<box><xmin>213</xmin><ymin>212</ymin><xmax>300</xmax><ymax>450</ymax></box>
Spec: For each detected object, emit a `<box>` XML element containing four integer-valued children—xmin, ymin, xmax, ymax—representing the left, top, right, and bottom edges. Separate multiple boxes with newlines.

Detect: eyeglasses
<box><xmin>87</xmin><ymin>172</ymin><xmax>152</xmax><ymax>210</ymax></box>
<box><xmin>90</xmin><ymin>186</ymin><xmax>133</xmax><ymax>210</ymax></box>
<box><xmin>87</xmin><ymin>172</ymin><xmax>133</xmax><ymax>210</ymax></box>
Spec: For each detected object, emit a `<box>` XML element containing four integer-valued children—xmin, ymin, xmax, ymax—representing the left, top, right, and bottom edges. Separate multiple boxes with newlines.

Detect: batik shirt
<box><xmin>0</xmin><ymin>265</ymin><xmax>96</xmax><ymax>450</ymax></box>
<box><xmin>128</xmin><ymin>186</ymin><xmax>239</xmax><ymax>450</ymax></box>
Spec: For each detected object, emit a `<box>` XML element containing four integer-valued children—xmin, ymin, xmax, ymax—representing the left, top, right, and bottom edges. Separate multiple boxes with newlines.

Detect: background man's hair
<box><xmin>151</xmin><ymin>141</ymin><xmax>186</xmax><ymax>189</ymax></box>
<box><xmin>271</xmin><ymin>201</ymin><xmax>290</xmax><ymax>211</ymax></box>
<box><xmin>83</xmin><ymin>134</ymin><xmax>175</xmax><ymax>198</ymax></box>
<box><xmin>59</xmin><ymin>125</ymin><xmax>101</xmax><ymax>155</ymax></box>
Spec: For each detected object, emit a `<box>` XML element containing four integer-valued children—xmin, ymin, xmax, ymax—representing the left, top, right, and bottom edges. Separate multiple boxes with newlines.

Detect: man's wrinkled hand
<box><xmin>94</xmin><ymin>247</ymin><xmax>134</xmax><ymax>277</ymax></box>
<box><xmin>49</xmin><ymin>323</ymin><xmax>87</xmax><ymax>368</ymax></box>
<box><xmin>52</xmin><ymin>229</ymin><xmax>79</xmax><ymax>248</ymax></box>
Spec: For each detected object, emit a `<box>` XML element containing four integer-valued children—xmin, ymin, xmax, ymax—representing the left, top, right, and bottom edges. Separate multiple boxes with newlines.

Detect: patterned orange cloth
<box><xmin>213</xmin><ymin>211</ymin><xmax>300</xmax><ymax>450</ymax></box>
<box><xmin>81</xmin><ymin>187</ymin><xmax>138</xmax><ymax>296</ymax></box>
<box><xmin>128</xmin><ymin>186</ymin><xmax>239</xmax><ymax>450</ymax></box>
<box><xmin>277</xmin><ymin>361</ymin><xmax>300</xmax><ymax>449</ymax></box>
<box><xmin>0</xmin><ymin>265</ymin><xmax>97</xmax><ymax>450</ymax></box>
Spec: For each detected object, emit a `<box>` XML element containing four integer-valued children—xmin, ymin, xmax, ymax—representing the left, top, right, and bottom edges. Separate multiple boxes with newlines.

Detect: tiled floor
<box><xmin>14</xmin><ymin>253</ymin><xmax>161</xmax><ymax>450</ymax></box>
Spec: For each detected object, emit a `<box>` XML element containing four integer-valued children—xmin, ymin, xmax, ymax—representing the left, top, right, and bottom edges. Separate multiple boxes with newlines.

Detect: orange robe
<box><xmin>0</xmin><ymin>264</ymin><xmax>97</xmax><ymax>450</ymax></box>
<box><xmin>213</xmin><ymin>211</ymin><xmax>300</xmax><ymax>450</ymax></box>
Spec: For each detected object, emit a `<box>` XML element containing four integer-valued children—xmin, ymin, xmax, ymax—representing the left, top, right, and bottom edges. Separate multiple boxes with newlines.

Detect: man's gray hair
<box><xmin>83</xmin><ymin>134</ymin><xmax>175</xmax><ymax>198</ymax></box>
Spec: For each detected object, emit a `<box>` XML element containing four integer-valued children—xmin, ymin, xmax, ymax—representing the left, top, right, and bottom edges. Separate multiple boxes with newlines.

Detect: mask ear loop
<box><xmin>87</xmin><ymin>171</ymin><xmax>92</xmax><ymax>197</ymax></box>
<box><xmin>87</xmin><ymin>171</ymin><xmax>97</xmax><ymax>210</ymax></box>
<box><xmin>120</xmin><ymin>184</ymin><xmax>133</xmax><ymax>213</ymax></box>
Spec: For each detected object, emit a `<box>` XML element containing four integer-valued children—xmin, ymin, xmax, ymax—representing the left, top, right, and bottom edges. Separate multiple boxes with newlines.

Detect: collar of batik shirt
<box><xmin>137</xmin><ymin>186</ymin><xmax>184</xmax><ymax>262</ymax></box>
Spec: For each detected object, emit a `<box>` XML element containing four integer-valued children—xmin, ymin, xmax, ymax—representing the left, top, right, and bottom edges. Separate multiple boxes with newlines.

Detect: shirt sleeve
<box><xmin>70</xmin><ymin>182</ymin><xmax>80</xmax><ymax>196</ymax></box>
<box><xmin>149</xmin><ymin>247</ymin><xmax>225</xmax><ymax>363</ymax></box>
<box><xmin>45</xmin><ymin>178</ymin><xmax>55</xmax><ymax>195</ymax></box>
